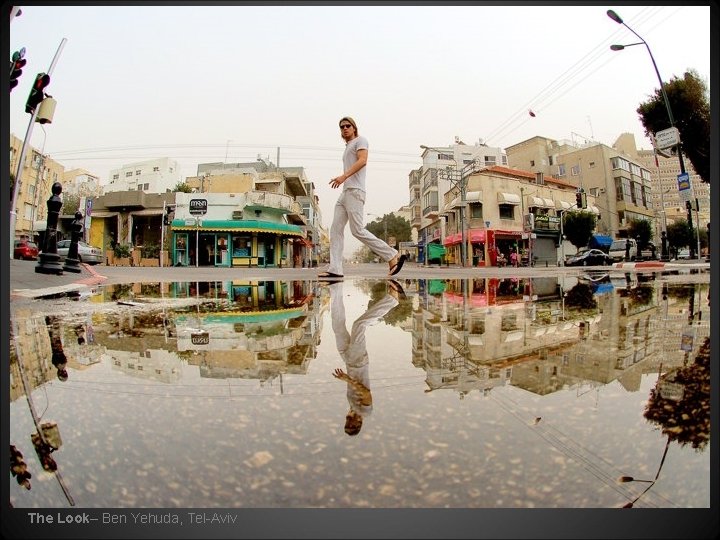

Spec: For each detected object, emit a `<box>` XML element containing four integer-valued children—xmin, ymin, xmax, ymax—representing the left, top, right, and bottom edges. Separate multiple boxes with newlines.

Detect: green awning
<box><xmin>170</xmin><ymin>219</ymin><xmax>303</xmax><ymax>236</ymax></box>
<box><xmin>176</xmin><ymin>307</ymin><xmax>305</xmax><ymax>324</ymax></box>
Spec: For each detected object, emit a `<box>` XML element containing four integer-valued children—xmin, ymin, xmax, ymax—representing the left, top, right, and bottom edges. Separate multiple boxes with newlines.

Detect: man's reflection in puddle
<box><xmin>329</xmin><ymin>280</ymin><xmax>403</xmax><ymax>436</ymax></box>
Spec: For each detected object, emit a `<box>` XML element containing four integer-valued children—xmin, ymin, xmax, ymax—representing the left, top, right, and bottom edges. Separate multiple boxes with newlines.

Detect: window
<box><xmin>571</xmin><ymin>165</ymin><xmax>580</xmax><ymax>176</ymax></box>
<box><xmin>125</xmin><ymin>171</ymin><xmax>132</xmax><ymax>177</ymax></box>
<box><xmin>588</xmin><ymin>161</ymin><xmax>596</xmax><ymax>168</ymax></box>
<box><xmin>470</xmin><ymin>202</ymin><xmax>483</xmax><ymax>219</ymax></box>
<box><xmin>498</xmin><ymin>203</ymin><xmax>515</xmax><ymax>220</ymax></box>
<box><xmin>501</xmin><ymin>155</ymin><xmax>508</xmax><ymax>165</ymax></box>
<box><xmin>484</xmin><ymin>156</ymin><xmax>496</xmax><ymax>166</ymax></box>
<box><xmin>135</xmin><ymin>170</ymin><xmax>141</xmax><ymax>175</ymax></box>
<box><xmin>113</xmin><ymin>174</ymin><xmax>119</xmax><ymax>180</ymax></box>
<box><xmin>530</xmin><ymin>160</ymin><xmax>535</xmax><ymax>167</ymax></box>
<box><xmin>557</xmin><ymin>164</ymin><xmax>566</xmax><ymax>177</ymax></box>
<box><xmin>144</xmin><ymin>183</ymin><xmax>149</xmax><ymax>190</ymax></box>
<box><xmin>153</xmin><ymin>166</ymin><xmax>159</xmax><ymax>172</ymax></box>
<box><xmin>549</xmin><ymin>155</ymin><xmax>554</xmax><ymax>166</ymax></box>
<box><xmin>437</xmin><ymin>153</ymin><xmax>453</xmax><ymax>161</ymax></box>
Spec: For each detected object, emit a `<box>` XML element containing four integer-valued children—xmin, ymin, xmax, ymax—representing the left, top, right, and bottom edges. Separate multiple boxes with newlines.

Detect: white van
<box><xmin>609</xmin><ymin>238</ymin><xmax>637</xmax><ymax>262</ymax></box>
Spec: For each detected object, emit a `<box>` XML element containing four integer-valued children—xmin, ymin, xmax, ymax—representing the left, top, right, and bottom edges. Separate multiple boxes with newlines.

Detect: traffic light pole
<box><xmin>9</xmin><ymin>38</ymin><xmax>66</xmax><ymax>259</ymax></box>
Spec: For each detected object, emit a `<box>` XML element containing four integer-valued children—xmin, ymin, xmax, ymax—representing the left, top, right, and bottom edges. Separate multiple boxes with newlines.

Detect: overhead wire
<box><xmin>484</xmin><ymin>7</ymin><xmax>671</xmax><ymax>147</ymax></box>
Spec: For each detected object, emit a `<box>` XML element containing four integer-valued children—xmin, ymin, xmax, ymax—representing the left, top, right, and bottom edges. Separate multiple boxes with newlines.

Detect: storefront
<box><xmin>169</xmin><ymin>219</ymin><xmax>303</xmax><ymax>268</ymax></box>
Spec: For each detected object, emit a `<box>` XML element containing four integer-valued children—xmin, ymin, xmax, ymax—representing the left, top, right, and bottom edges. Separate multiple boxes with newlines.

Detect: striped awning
<box><xmin>555</xmin><ymin>200</ymin><xmax>572</xmax><ymax>210</ymax></box>
<box><xmin>465</xmin><ymin>191</ymin><xmax>482</xmax><ymax>202</ymax></box>
<box><xmin>527</xmin><ymin>196</ymin><xmax>545</xmax><ymax>208</ymax></box>
<box><xmin>170</xmin><ymin>219</ymin><xmax>303</xmax><ymax>236</ymax></box>
<box><xmin>497</xmin><ymin>192</ymin><xmax>521</xmax><ymax>205</ymax></box>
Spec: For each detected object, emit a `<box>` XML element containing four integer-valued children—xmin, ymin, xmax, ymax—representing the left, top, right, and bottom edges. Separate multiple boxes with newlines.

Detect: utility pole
<box><xmin>10</xmin><ymin>38</ymin><xmax>67</xmax><ymax>258</ymax></box>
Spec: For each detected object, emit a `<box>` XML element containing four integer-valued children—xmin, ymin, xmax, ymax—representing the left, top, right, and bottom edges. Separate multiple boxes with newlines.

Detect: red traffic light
<box><xmin>9</xmin><ymin>58</ymin><xmax>27</xmax><ymax>91</ymax></box>
<box><xmin>25</xmin><ymin>72</ymin><xmax>50</xmax><ymax>114</ymax></box>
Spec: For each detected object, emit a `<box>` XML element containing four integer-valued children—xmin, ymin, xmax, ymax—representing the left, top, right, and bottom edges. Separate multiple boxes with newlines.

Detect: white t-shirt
<box><xmin>342</xmin><ymin>135</ymin><xmax>369</xmax><ymax>192</ymax></box>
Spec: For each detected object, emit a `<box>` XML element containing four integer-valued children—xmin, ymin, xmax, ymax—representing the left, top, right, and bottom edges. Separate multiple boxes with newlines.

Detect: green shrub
<box><xmin>114</xmin><ymin>243</ymin><xmax>131</xmax><ymax>258</ymax></box>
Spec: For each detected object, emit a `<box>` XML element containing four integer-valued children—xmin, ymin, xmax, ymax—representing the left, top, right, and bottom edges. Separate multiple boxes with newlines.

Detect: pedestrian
<box><xmin>318</xmin><ymin>116</ymin><xmax>406</xmax><ymax>280</ymax></box>
<box><xmin>510</xmin><ymin>249</ymin><xmax>518</xmax><ymax>267</ymax></box>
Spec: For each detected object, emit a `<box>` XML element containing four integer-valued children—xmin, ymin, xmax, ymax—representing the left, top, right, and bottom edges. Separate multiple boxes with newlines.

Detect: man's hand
<box><xmin>330</xmin><ymin>176</ymin><xmax>345</xmax><ymax>189</ymax></box>
<box><xmin>333</xmin><ymin>368</ymin><xmax>350</xmax><ymax>381</ymax></box>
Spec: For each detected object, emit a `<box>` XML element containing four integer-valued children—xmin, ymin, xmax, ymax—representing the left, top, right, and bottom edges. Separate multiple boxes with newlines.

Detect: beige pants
<box><xmin>328</xmin><ymin>188</ymin><xmax>397</xmax><ymax>275</ymax></box>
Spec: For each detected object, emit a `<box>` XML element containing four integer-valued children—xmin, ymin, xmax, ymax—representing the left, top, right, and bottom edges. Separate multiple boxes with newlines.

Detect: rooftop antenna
<box><xmin>587</xmin><ymin>116</ymin><xmax>595</xmax><ymax>139</ymax></box>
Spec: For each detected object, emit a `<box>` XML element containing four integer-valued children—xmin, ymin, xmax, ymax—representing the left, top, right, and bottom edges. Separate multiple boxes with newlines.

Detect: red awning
<box><xmin>443</xmin><ymin>233</ymin><xmax>461</xmax><ymax>246</ymax></box>
<box><xmin>468</xmin><ymin>229</ymin><xmax>486</xmax><ymax>243</ymax></box>
<box><xmin>443</xmin><ymin>291</ymin><xmax>488</xmax><ymax>307</ymax></box>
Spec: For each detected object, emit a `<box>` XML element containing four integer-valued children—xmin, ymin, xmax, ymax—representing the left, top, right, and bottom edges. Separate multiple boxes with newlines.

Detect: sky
<box><xmin>9</xmin><ymin>4</ymin><xmax>712</xmax><ymax>256</ymax></box>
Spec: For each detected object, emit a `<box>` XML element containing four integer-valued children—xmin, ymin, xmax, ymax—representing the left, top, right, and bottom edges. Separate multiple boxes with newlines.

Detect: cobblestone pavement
<box><xmin>9</xmin><ymin>257</ymin><xmax>710</xmax><ymax>303</ymax></box>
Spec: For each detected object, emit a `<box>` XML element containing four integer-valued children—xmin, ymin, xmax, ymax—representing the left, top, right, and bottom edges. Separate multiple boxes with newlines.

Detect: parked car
<box><xmin>55</xmin><ymin>240</ymin><xmax>103</xmax><ymax>264</ymax></box>
<box><xmin>564</xmin><ymin>248</ymin><xmax>612</xmax><ymax>267</ymax></box>
<box><xmin>14</xmin><ymin>240</ymin><xmax>39</xmax><ymax>260</ymax></box>
<box><xmin>609</xmin><ymin>238</ymin><xmax>637</xmax><ymax>262</ymax></box>
<box><xmin>676</xmin><ymin>248</ymin><xmax>691</xmax><ymax>260</ymax></box>
<box><xmin>638</xmin><ymin>242</ymin><xmax>658</xmax><ymax>261</ymax></box>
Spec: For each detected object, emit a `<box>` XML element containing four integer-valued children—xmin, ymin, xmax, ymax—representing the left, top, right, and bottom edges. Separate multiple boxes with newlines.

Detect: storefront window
<box><xmin>232</xmin><ymin>235</ymin><xmax>252</xmax><ymax>257</ymax></box>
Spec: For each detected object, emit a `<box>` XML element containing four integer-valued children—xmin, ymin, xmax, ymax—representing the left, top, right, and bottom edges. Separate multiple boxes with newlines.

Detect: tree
<box><xmin>366</xmin><ymin>214</ymin><xmax>411</xmax><ymax>247</ymax></box>
<box><xmin>173</xmin><ymin>181</ymin><xmax>192</xmax><ymax>193</ymax></box>
<box><xmin>61</xmin><ymin>193</ymin><xmax>80</xmax><ymax>215</ymax></box>
<box><xmin>562</xmin><ymin>210</ymin><xmax>596</xmax><ymax>249</ymax></box>
<box><xmin>667</xmin><ymin>219</ymin><xmax>694</xmax><ymax>255</ymax></box>
<box><xmin>626</xmin><ymin>218</ymin><xmax>653</xmax><ymax>249</ymax></box>
<box><xmin>637</xmin><ymin>69</ymin><xmax>710</xmax><ymax>184</ymax></box>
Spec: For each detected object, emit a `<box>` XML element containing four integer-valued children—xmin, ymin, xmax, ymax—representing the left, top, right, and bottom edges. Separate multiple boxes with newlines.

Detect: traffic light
<box><xmin>164</xmin><ymin>205</ymin><xmax>175</xmax><ymax>225</ymax></box>
<box><xmin>25</xmin><ymin>72</ymin><xmax>50</xmax><ymax>114</ymax></box>
<box><xmin>10</xmin><ymin>52</ymin><xmax>26</xmax><ymax>91</ymax></box>
<box><xmin>575</xmin><ymin>190</ymin><xmax>587</xmax><ymax>209</ymax></box>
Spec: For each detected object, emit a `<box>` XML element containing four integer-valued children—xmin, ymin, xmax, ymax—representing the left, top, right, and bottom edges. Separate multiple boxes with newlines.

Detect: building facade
<box><xmin>506</xmin><ymin>135</ymin><xmax>657</xmax><ymax>241</ymax></box>
<box><xmin>106</xmin><ymin>157</ymin><xmax>182</xmax><ymax>194</ymax></box>
<box><xmin>414</xmin><ymin>141</ymin><xmax>508</xmax><ymax>265</ymax></box>
<box><xmin>10</xmin><ymin>133</ymin><xmax>66</xmax><ymax>244</ymax></box>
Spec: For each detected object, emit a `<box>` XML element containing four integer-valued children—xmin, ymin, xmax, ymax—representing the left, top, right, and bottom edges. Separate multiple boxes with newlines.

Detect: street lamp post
<box><xmin>608</xmin><ymin>9</ymin><xmax>696</xmax><ymax>259</ymax></box>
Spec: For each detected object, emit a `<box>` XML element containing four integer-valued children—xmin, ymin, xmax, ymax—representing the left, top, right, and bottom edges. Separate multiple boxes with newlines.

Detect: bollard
<box><xmin>35</xmin><ymin>182</ymin><xmax>64</xmax><ymax>275</ymax></box>
<box><xmin>62</xmin><ymin>211</ymin><xmax>84</xmax><ymax>273</ymax></box>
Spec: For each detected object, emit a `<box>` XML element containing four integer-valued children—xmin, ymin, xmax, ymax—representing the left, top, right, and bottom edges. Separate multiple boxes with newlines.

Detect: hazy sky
<box><xmin>9</xmin><ymin>5</ymin><xmax>711</xmax><ymax>255</ymax></box>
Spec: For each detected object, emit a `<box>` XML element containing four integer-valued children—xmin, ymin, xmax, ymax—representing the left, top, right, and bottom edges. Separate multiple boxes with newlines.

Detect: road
<box><xmin>9</xmin><ymin>257</ymin><xmax>710</xmax><ymax>302</ymax></box>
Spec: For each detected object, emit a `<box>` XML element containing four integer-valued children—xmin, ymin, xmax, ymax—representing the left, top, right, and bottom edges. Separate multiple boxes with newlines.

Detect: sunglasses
<box><xmin>339</xmin><ymin>124</ymin><xmax>353</xmax><ymax>129</ymax></box>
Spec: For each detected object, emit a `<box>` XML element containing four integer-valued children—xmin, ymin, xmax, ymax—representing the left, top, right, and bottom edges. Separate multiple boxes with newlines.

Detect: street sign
<box><xmin>189</xmin><ymin>199</ymin><xmax>207</xmax><ymax>215</ymax></box>
<box><xmin>654</xmin><ymin>127</ymin><xmax>680</xmax><ymax>150</ymax></box>
<box><xmin>677</xmin><ymin>172</ymin><xmax>691</xmax><ymax>202</ymax></box>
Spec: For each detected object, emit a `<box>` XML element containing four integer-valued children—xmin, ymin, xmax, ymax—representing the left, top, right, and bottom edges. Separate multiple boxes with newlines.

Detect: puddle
<box><xmin>9</xmin><ymin>274</ymin><xmax>711</xmax><ymax>508</ymax></box>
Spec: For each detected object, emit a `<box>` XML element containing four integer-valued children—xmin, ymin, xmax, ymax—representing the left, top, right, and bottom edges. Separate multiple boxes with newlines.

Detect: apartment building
<box><xmin>106</xmin><ymin>157</ymin><xmax>182</xmax><ymax>193</ymax></box>
<box><xmin>414</xmin><ymin>141</ymin><xmax>508</xmax><ymax>265</ymax></box>
<box><xmin>10</xmin><ymin>133</ymin><xmax>66</xmax><ymax>243</ymax></box>
<box><xmin>613</xmin><ymin>133</ymin><xmax>710</xmax><ymax>237</ymax></box>
<box><xmin>506</xmin><ymin>135</ymin><xmax>655</xmax><ymax>240</ymax></box>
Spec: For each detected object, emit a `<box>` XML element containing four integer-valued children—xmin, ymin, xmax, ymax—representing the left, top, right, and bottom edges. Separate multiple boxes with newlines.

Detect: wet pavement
<box><xmin>7</xmin><ymin>259</ymin><xmax>712</xmax><ymax>511</ymax></box>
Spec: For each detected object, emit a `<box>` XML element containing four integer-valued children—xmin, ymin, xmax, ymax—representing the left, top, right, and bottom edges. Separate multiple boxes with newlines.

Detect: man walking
<box><xmin>318</xmin><ymin>116</ymin><xmax>406</xmax><ymax>280</ymax></box>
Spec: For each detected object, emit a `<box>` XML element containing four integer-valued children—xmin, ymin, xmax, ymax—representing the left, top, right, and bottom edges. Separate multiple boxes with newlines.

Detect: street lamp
<box><xmin>420</xmin><ymin>145</ymin><xmax>476</xmax><ymax>267</ymax></box>
<box><xmin>607</xmin><ymin>9</ymin><xmax>696</xmax><ymax>259</ymax></box>
<box><xmin>617</xmin><ymin>436</ymin><xmax>671</xmax><ymax>508</ymax></box>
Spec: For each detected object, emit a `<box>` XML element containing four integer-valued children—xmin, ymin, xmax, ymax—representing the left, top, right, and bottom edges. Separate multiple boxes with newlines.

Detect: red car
<box><xmin>14</xmin><ymin>240</ymin><xmax>39</xmax><ymax>260</ymax></box>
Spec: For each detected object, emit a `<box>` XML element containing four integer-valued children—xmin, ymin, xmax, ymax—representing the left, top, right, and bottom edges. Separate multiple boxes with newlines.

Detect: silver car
<box><xmin>56</xmin><ymin>239</ymin><xmax>103</xmax><ymax>264</ymax></box>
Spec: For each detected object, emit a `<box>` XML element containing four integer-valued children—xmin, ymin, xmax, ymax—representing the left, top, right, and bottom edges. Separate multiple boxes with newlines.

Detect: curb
<box><xmin>613</xmin><ymin>261</ymin><xmax>666</xmax><ymax>270</ymax></box>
